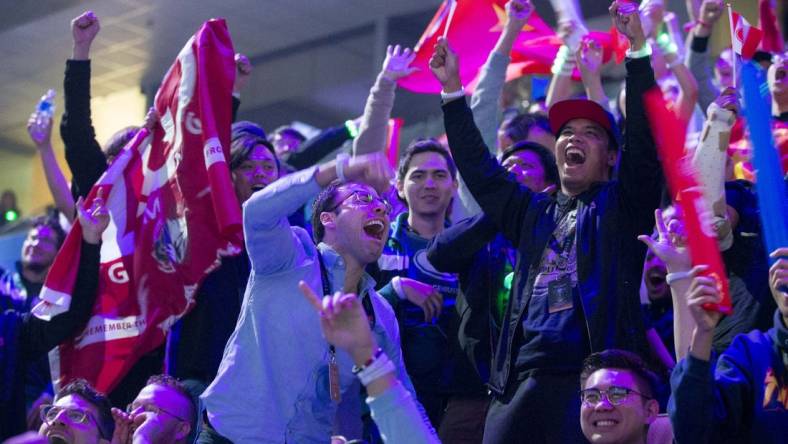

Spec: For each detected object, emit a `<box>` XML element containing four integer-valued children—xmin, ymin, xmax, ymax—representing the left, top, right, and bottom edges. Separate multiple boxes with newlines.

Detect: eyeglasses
<box><xmin>126</xmin><ymin>402</ymin><xmax>188</xmax><ymax>422</ymax></box>
<box><xmin>329</xmin><ymin>190</ymin><xmax>392</xmax><ymax>215</ymax></box>
<box><xmin>579</xmin><ymin>386</ymin><xmax>651</xmax><ymax>406</ymax></box>
<box><xmin>40</xmin><ymin>404</ymin><xmax>98</xmax><ymax>427</ymax></box>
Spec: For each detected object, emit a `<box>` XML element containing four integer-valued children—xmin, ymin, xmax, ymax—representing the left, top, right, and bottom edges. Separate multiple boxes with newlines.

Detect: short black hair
<box><xmin>30</xmin><ymin>215</ymin><xmax>66</xmax><ymax>250</ymax></box>
<box><xmin>103</xmin><ymin>126</ymin><xmax>139</xmax><ymax>162</ymax></box>
<box><xmin>55</xmin><ymin>378</ymin><xmax>114</xmax><ymax>439</ymax></box>
<box><xmin>397</xmin><ymin>138</ymin><xmax>457</xmax><ymax>182</ymax></box>
<box><xmin>580</xmin><ymin>349</ymin><xmax>659</xmax><ymax>398</ymax></box>
<box><xmin>501</xmin><ymin>141</ymin><xmax>559</xmax><ymax>186</ymax></box>
<box><xmin>146</xmin><ymin>374</ymin><xmax>197</xmax><ymax>431</ymax></box>
<box><xmin>230</xmin><ymin>122</ymin><xmax>279</xmax><ymax>172</ymax></box>
<box><xmin>311</xmin><ymin>179</ymin><xmax>343</xmax><ymax>243</ymax></box>
<box><xmin>500</xmin><ymin>112</ymin><xmax>551</xmax><ymax>145</ymax></box>
<box><xmin>270</xmin><ymin>126</ymin><xmax>306</xmax><ymax>143</ymax></box>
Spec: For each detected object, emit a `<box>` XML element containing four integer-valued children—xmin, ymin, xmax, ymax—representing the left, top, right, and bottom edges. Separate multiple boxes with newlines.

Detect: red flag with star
<box><xmin>398</xmin><ymin>0</ymin><xmax>555</xmax><ymax>94</ymax></box>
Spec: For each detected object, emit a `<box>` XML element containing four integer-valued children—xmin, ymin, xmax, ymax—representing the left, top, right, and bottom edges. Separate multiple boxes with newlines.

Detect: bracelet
<box><xmin>352</xmin><ymin>347</ymin><xmax>384</xmax><ymax>374</ymax></box>
<box><xmin>440</xmin><ymin>87</ymin><xmax>466</xmax><ymax>101</ymax></box>
<box><xmin>696</xmin><ymin>20</ymin><xmax>712</xmax><ymax>29</ymax></box>
<box><xmin>344</xmin><ymin>120</ymin><xmax>359</xmax><ymax>139</ymax></box>
<box><xmin>551</xmin><ymin>45</ymin><xmax>574</xmax><ymax>76</ymax></box>
<box><xmin>666</xmin><ymin>270</ymin><xmax>692</xmax><ymax>286</ymax></box>
<box><xmin>335</xmin><ymin>153</ymin><xmax>350</xmax><ymax>182</ymax></box>
<box><xmin>355</xmin><ymin>351</ymin><xmax>396</xmax><ymax>386</ymax></box>
<box><xmin>626</xmin><ymin>44</ymin><xmax>652</xmax><ymax>60</ymax></box>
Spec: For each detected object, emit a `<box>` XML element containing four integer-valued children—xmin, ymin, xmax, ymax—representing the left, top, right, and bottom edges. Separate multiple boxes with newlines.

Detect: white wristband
<box><xmin>335</xmin><ymin>153</ymin><xmax>350</xmax><ymax>182</ymax></box>
<box><xmin>356</xmin><ymin>352</ymin><xmax>396</xmax><ymax>386</ymax></box>
<box><xmin>440</xmin><ymin>87</ymin><xmax>466</xmax><ymax>101</ymax></box>
<box><xmin>666</xmin><ymin>270</ymin><xmax>692</xmax><ymax>286</ymax></box>
<box><xmin>626</xmin><ymin>44</ymin><xmax>652</xmax><ymax>59</ymax></box>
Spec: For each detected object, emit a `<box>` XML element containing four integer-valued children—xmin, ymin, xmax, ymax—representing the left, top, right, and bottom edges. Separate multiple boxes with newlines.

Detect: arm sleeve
<box><xmin>19</xmin><ymin>241</ymin><xmax>100</xmax><ymax>360</ymax></box>
<box><xmin>427</xmin><ymin>213</ymin><xmax>499</xmax><ymax>273</ymax></box>
<box><xmin>686</xmin><ymin>36</ymin><xmax>719</xmax><ymax>116</ymax></box>
<box><xmin>442</xmin><ymin>98</ymin><xmax>533</xmax><ymax>246</ymax></box>
<box><xmin>353</xmin><ymin>74</ymin><xmax>397</xmax><ymax>156</ymax></box>
<box><xmin>61</xmin><ymin>60</ymin><xmax>107</xmax><ymax>199</ymax></box>
<box><xmin>243</xmin><ymin>166</ymin><xmax>322</xmax><ymax>274</ymax></box>
<box><xmin>286</xmin><ymin>126</ymin><xmax>352</xmax><ymax>171</ymax></box>
<box><xmin>457</xmin><ymin>51</ymin><xmax>511</xmax><ymax>218</ymax></box>
<box><xmin>366</xmin><ymin>381</ymin><xmax>441</xmax><ymax>444</ymax></box>
<box><xmin>617</xmin><ymin>56</ymin><xmax>663</xmax><ymax>227</ymax></box>
<box><xmin>669</xmin><ymin>341</ymin><xmax>755</xmax><ymax>443</ymax></box>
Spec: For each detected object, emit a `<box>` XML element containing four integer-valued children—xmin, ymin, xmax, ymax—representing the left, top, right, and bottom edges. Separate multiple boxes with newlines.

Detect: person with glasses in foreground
<box><xmin>38</xmin><ymin>379</ymin><xmax>114</xmax><ymax>444</ymax></box>
<box><xmin>200</xmin><ymin>151</ymin><xmax>430</xmax><ymax>443</ymax></box>
<box><xmin>107</xmin><ymin>374</ymin><xmax>196</xmax><ymax>444</ymax></box>
<box><xmin>579</xmin><ymin>350</ymin><xmax>660</xmax><ymax>444</ymax></box>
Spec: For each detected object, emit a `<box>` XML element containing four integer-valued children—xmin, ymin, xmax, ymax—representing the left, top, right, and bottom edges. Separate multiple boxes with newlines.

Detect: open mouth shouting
<box><xmin>592</xmin><ymin>418</ymin><xmax>620</xmax><ymax>428</ymax></box>
<box><xmin>363</xmin><ymin>218</ymin><xmax>387</xmax><ymax>241</ymax></box>
<box><xmin>565</xmin><ymin>146</ymin><xmax>587</xmax><ymax>167</ymax></box>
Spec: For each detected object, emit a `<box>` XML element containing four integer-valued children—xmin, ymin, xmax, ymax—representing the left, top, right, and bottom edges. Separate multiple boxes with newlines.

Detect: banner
<box><xmin>642</xmin><ymin>88</ymin><xmax>732</xmax><ymax>314</ymax></box>
<box><xmin>36</xmin><ymin>19</ymin><xmax>243</xmax><ymax>392</ymax></box>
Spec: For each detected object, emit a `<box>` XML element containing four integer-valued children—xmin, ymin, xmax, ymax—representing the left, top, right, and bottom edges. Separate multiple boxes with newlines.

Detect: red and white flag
<box><xmin>34</xmin><ymin>19</ymin><xmax>243</xmax><ymax>393</ymax></box>
<box><xmin>730</xmin><ymin>8</ymin><xmax>764</xmax><ymax>60</ymax></box>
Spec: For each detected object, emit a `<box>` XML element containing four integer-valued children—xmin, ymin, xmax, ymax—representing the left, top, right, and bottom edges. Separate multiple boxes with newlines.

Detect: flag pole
<box><xmin>727</xmin><ymin>3</ymin><xmax>738</xmax><ymax>88</ymax></box>
<box><xmin>443</xmin><ymin>0</ymin><xmax>457</xmax><ymax>39</ymax></box>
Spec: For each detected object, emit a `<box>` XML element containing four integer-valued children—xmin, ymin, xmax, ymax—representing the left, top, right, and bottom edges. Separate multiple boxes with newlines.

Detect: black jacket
<box><xmin>440</xmin><ymin>56</ymin><xmax>661</xmax><ymax>395</ymax></box>
<box><xmin>0</xmin><ymin>242</ymin><xmax>100</xmax><ymax>440</ymax></box>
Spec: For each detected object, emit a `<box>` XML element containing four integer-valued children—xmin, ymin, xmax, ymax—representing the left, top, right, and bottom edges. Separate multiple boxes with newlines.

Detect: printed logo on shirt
<box><xmin>412</xmin><ymin>249</ymin><xmax>457</xmax><ymax>283</ymax></box>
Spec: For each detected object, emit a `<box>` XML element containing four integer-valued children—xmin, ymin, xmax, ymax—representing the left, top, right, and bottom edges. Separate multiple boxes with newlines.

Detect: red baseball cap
<box><xmin>548</xmin><ymin>99</ymin><xmax>620</xmax><ymax>144</ymax></box>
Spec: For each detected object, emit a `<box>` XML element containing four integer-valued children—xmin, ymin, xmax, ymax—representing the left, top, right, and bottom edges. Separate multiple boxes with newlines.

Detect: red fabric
<box><xmin>642</xmin><ymin>88</ymin><xmax>732</xmax><ymax>314</ymax></box>
<box><xmin>759</xmin><ymin>0</ymin><xmax>784</xmax><ymax>53</ymax></box>
<box><xmin>39</xmin><ymin>19</ymin><xmax>243</xmax><ymax>393</ymax></box>
<box><xmin>398</xmin><ymin>0</ymin><xmax>555</xmax><ymax>94</ymax></box>
<box><xmin>731</xmin><ymin>10</ymin><xmax>764</xmax><ymax>60</ymax></box>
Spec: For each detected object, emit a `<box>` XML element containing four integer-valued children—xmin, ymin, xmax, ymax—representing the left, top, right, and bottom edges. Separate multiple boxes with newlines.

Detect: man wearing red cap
<box><xmin>429</xmin><ymin>2</ymin><xmax>662</xmax><ymax>442</ymax></box>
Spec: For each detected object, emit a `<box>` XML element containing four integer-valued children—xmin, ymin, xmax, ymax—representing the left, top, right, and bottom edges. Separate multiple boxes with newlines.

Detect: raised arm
<box><xmin>431</xmin><ymin>38</ymin><xmax>534</xmax><ymax>245</ymax></box>
<box><xmin>686</xmin><ymin>0</ymin><xmax>725</xmax><ymax>114</ymax></box>
<box><xmin>576</xmin><ymin>39</ymin><xmax>612</xmax><ymax>112</ymax></box>
<box><xmin>546</xmin><ymin>21</ymin><xmax>582</xmax><ymax>108</ymax></box>
<box><xmin>471</xmin><ymin>0</ymin><xmax>534</xmax><ymax>152</ymax></box>
<box><xmin>19</xmin><ymin>193</ymin><xmax>108</xmax><ymax>360</ymax></box>
<box><xmin>231</xmin><ymin>53</ymin><xmax>251</xmax><ymax>123</ymax></box>
<box><xmin>27</xmin><ymin>112</ymin><xmax>76</xmax><ymax>222</ymax></box>
<box><xmin>427</xmin><ymin>213</ymin><xmax>499</xmax><ymax>274</ymax></box>
<box><xmin>610</xmin><ymin>2</ymin><xmax>661</xmax><ymax>222</ymax></box>
<box><xmin>244</xmin><ymin>152</ymin><xmax>392</xmax><ymax>274</ymax></box>
<box><xmin>352</xmin><ymin>45</ymin><xmax>416</xmax><ymax>156</ymax></box>
<box><xmin>61</xmin><ymin>11</ymin><xmax>107</xmax><ymax>199</ymax></box>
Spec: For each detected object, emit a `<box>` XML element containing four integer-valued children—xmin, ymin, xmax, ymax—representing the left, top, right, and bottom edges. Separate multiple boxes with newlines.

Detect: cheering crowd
<box><xmin>1</xmin><ymin>0</ymin><xmax>787</xmax><ymax>443</ymax></box>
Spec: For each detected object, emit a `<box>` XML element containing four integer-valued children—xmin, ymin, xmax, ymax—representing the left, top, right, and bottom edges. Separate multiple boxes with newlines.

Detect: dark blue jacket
<box><xmin>0</xmin><ymin>242</ymin><xmax>100</xmax><ymax>440</ymax></box>
<box><xmin>669</xmin><ymin>311</ymin><xmax>788</xmax><ymax>444</ymax></box>
<box><xmin>441</xmin><ymin>55</ymin><xmax>660</xmax><ymax>395</ymax></box>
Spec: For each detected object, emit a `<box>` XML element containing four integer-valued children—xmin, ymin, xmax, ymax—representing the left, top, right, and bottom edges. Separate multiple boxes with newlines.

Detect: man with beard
<box><xmin>201</xmin><ymin>151</ymin><xmax>430</xmax><ymax>443</ymax></box>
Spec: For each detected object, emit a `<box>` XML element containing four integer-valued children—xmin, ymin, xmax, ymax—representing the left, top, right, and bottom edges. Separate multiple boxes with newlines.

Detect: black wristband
<box><xmin>691</xmin><ymin>35</ymin><xmax>710</xmax><ymax>53</ymax></box>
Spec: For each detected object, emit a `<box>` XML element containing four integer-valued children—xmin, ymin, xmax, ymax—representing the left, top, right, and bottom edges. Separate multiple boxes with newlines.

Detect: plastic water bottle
<box><xmin>35</xmin><ymin>89</ymin><xmax>56</xmax><ymax>126</ymax></box>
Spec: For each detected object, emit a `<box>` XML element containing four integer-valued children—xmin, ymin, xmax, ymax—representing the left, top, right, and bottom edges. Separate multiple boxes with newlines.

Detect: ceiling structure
<box><xmin>0</xmin><ymin>0</ymin><xmax>699</xmax><ymax>159</ymax></box>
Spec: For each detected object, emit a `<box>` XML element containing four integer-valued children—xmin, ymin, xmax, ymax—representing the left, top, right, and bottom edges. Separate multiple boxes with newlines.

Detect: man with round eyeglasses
<box><xmin>109</xmin><ymin>374</ymin><xmax>196</xmax><ymax>444</ymax></box>
<box><xmin>578</xmin><ymin>350</ymin><xmax>660</xmax><ymax>444</ymax></box>
<box><xmin>38</xmin><ymin>379</ymin><xmax>114</xmax><ymax>444</ymax></box>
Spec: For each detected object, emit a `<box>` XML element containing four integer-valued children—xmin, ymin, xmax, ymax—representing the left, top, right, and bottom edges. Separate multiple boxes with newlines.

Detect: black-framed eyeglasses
<box><xmin>328</xmin><ymin>190</ymin><xmax>392</xmax><ymax>215</ymax></box>
<box><xmin>579</xmin><ymin>386</ymin><xmax>651</xmax><ymax>406</ymax></box>
<box><xmin>127</xmin><ymin>402</ymin><xmax>188</xmax><ymax>423</ymax></box>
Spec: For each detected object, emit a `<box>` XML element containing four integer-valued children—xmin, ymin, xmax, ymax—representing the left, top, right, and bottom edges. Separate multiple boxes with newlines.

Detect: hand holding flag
<box><xmin>429</xmin><ymin>37</ymin><xmax>462</xmax><ymax>93</ymax></box>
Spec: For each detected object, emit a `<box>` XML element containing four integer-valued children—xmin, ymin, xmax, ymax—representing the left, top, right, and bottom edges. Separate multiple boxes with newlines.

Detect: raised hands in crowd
<box><xmin>71</xmin><ymin>10</ymin><xmax>100</xmax><ymax>60</ymax></box>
